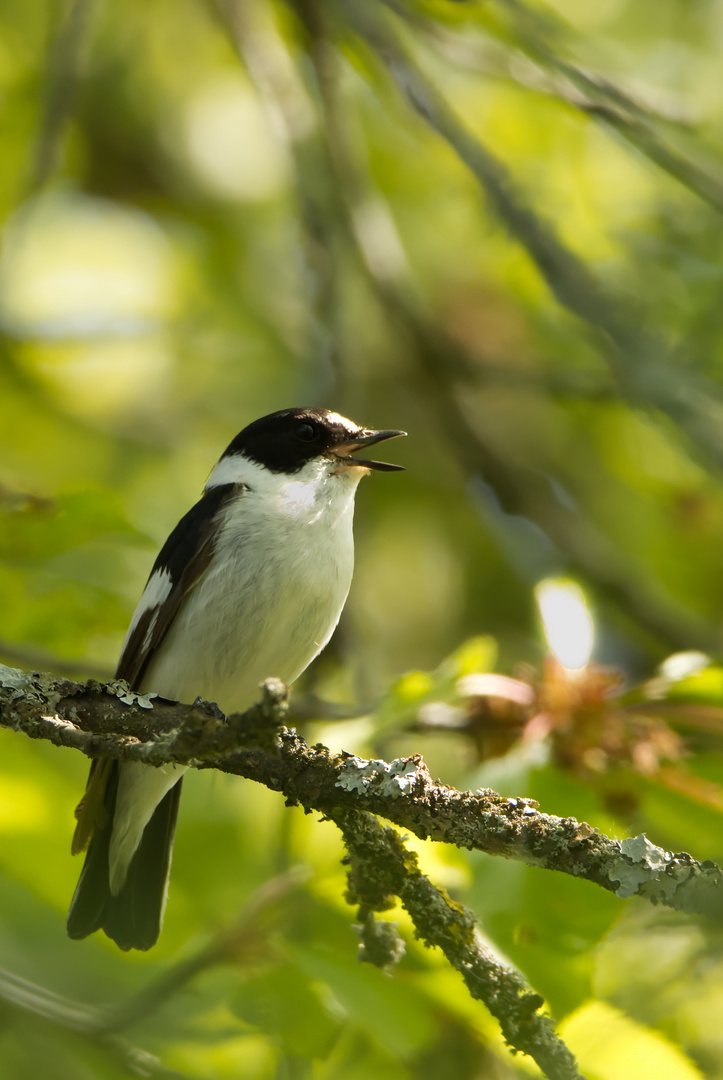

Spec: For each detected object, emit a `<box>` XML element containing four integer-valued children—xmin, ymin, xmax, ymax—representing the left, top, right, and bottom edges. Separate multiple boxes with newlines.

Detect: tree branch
<box><xmin>9</xmin><ymin>662</ymin><xmax>723</xmax><ymax>1076</ymax></box>
<box><xmin>436</xmin><ymin>0</ymin><xmax>723</xmax><ymax>216</ymax></box>
<box><xmin>336</xmin><ymin>809</ymin><xmax>584</xmax><ymax>1080</ymax></box>
<box><xmin>2</xmin><ymin>664</ymin><xmax>721</xmax><ymax>923</ymax></box>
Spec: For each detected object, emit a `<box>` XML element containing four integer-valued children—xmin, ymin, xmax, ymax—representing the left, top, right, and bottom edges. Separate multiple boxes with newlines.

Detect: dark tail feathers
<box><xmin>67</xmin><ymin>763</ymin><xmax>182</xmax><ymax>951</ymax></box>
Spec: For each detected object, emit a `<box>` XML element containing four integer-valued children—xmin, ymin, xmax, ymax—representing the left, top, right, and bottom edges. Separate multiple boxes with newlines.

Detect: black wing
<box><xmin>116</xmin><ymin>483</ymin><xmax>238</xmax><ymax>690</ymax></box>
<box><xmin>68</xmin><ymin>482</ymin><xmax>241</xmax><ymax>949</ymax></box>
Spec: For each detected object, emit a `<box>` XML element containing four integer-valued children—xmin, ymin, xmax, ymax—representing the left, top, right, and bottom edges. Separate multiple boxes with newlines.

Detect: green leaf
<box><xmin>232</xmin><ymin>963</ymin><xmax>338</xmax><ymax>1059</ymax></box>
<box><xmin>290</xmin><ymin>945</ymin><xmax>436</xmax><ymax>1060</ymax></box>
<box><xmin>560</xmin><ymin>1001</ymin><xmax>704</xmax><ymax>1080</ymax></box>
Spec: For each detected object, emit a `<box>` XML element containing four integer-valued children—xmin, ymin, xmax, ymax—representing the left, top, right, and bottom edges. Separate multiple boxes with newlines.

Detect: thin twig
<box><xmin>490</xmin><ymin>0</ymin><xmax>723</xmax><ymax>215</ymax></box>
<box><xmin>292</xmin><ymin>2</ymin><xmax>717</xmax><ymax>653</ymax></box>
<box><xmin>338</xmin><ymin>0</ymin><xmax>723</xmax><ymax>481</ymax></box>
<box><xmin>0</xmin><ymin>637</ymin><xmax>113</xmax><ymax>680</ymax></box>
<box><xmin>212</xmin><ymin>0</ymin><xmax>349</xmax><ymax>390</ymax></box>
<box><xmin>32</xmin><ymin>0</ymin><xmax>96</xmax><ymax>189</ymax></box>
<box><xmin>0</xmin><ymin>968</ymin><xmax>190</xmax><ymax>1079</ymax></box>
<box><xmin>102</xmin><ymin>867</ymin><xmax>309</xmax><ymax>1034</ymax></box>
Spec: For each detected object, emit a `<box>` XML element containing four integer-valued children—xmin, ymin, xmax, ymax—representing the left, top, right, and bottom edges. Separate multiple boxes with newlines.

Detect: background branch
<box><xmin>101</xmin><ymin>867</ymin><xmax>309</xmax><ymax>1035</ymax></box>
<box><xmin>283</xmin><ymin>1</ymin><xmax>719</xmax><ymax>654</ymax></box>
<box><xmin>31</xmin><ymin>0</ymin><xmax>95</xmax><ymax>189</ymax></box>
<box><xmin>0</xmin><ymin>968</ymin><xmax>191</xmax><ymax>1079</ymax></box>
<box><xmin>339</xmin><ymin>0</ymin><xmax>723</xmax><ymax>479</ymax></box>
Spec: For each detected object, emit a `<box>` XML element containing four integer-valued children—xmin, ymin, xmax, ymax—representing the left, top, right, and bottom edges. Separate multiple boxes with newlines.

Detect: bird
<box><xmin>67</xmin><ymin>407</ymin><xmax>405</xmax><ymax>951</ymax></box>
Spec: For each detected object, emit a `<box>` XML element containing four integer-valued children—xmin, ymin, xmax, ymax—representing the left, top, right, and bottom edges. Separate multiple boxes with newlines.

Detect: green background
<box><xmin>2</xmin><ymin>0</ymin><xmax>723</xmax><ymax>1076</ymax></box>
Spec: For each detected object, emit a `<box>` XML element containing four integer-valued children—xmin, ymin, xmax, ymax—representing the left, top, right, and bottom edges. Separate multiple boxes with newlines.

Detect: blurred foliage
<box><xmin>3</xmin><ymin>0</ymin><xmax>723</xmax><ymax>1076</ymax></box>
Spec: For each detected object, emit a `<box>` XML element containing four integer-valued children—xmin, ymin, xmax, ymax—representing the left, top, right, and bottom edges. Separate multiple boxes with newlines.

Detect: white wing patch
<box><xmin>123</xmin><ymin>566</ymin><xmax>173</xmax><ymax>646</ymax></box>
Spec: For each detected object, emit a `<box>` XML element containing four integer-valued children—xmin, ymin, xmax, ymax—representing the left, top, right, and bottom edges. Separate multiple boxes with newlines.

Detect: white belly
<box><xmin>140</xmin><ymin>474</ymin><xmax>357</xmax><ymax>714</ymax></box>
<box><xmin>111</xmin><ymin>460</ymin><xmax>363</xmax><ymax>892</ymax></box>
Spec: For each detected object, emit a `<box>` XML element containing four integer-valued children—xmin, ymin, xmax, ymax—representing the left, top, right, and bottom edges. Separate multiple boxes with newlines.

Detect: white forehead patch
<box><xmin>325</xmin><ymin>411</ymin><xmax>359</xmax><ymax>434</ymax></box>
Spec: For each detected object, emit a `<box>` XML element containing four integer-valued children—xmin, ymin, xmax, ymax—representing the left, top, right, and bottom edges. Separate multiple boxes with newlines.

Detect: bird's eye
<box><xmin>294</xmin><ymin>422</ymin><xmax>317</xmax><ymax>441</ymax></box>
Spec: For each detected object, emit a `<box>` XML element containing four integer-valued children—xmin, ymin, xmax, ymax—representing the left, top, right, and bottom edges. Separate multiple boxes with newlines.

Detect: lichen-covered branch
<box><xmin>2</xmin><ymin>664</ymin><xmax>722</xmax><ymax>923</ymax></box>
<box><xmin>336</xmin><ymin>809</ymin><xmax>584</xmax><ymax>1080</ymax></box>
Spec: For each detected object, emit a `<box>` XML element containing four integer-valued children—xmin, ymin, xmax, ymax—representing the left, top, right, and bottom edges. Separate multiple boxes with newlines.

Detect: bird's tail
<box><xmin>67</xmin><ymin>761</ymin><xmax>182</xmax><ymax>951</ymax></box>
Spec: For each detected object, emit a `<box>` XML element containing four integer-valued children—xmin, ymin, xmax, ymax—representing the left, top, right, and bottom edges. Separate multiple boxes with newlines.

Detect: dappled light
<box><xmin>535</xmin><ymin>578</ymin><xmax>594</xmax><ymax>671</ymax></box>
<box><xmin>2</xmin><ymin>1</ymin><xmax>723</xmax><ymax>1078</ymax></box>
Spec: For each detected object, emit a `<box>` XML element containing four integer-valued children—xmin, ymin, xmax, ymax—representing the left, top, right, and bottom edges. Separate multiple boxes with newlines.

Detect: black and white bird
<box><xmin>67</xmin><ymin>407</ymin><xmax>405</xmax><ymax>950</ymax></box>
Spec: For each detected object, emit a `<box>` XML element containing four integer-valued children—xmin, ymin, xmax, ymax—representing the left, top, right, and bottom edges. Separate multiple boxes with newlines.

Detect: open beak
<box><xmin>333</xmin><ymin>429</ymin><xmax>406</xmax><ymax>472</ymax></box>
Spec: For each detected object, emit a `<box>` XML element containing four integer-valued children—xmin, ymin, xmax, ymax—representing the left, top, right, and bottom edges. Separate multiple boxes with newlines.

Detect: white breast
<box><xmin>141</xmin><ymin>458</ymin><xmax>363</xmax><ymax>714</ymax></box>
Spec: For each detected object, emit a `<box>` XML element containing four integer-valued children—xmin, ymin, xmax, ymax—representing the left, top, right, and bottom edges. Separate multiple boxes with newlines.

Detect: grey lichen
<box><xmin>0</xmin><ymin>663</ymin><xmax>64</xmax><ymax>716</ymax></box>
<box><xmin>608</xmin><ymin>833</ymin><xmax>672</xmax><ymax>898</ymax></box>
<box><xmin>0</xmin><ymin>664</ymin><xmax>29</xmax><ymax>690</ymax></box>
<box><xmin>621</xmin><ymin>833</ymin><xmax>669</xmax><ymax>868</ymax></box>
<box><xmin>357</xmin><ymin>913</ymin><xmax>406</xmax><ymax>969</ymax></box>
<box><xmin>105</xmin><ymin>679</ymin><xmax>158</xmax><ymax>710</ymax></box>
<box><xmin>336</xmin><ymin>755</ymin><xmax>421</xmax><ymax>797</ymax></box>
